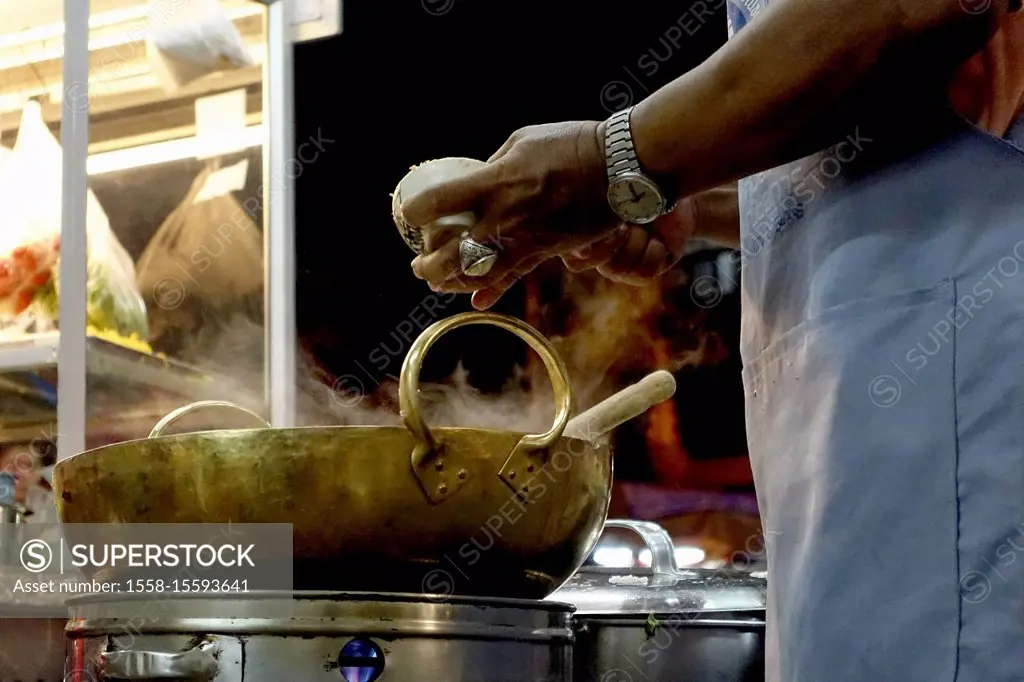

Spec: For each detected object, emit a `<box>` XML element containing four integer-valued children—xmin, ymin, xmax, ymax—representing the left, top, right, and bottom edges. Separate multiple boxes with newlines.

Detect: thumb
<box><xmin>398</xmin><ymin>164</ymin><xmax>499</xmax><ymax>228</ymax></box>
<box><xmin>560</xmin><ymin>227</ymin><xmax>629</xmax><ymax>273</ymax></box>
<box><xmin>647</xmin><ymin>198</ymin><xmax>698</xmax><ymax>269</ymax></box>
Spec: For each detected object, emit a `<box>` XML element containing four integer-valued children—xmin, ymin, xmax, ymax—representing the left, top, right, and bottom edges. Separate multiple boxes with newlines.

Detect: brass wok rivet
<box><xmin>527</xmin><ymin>464</ymin><xmax>535</xmax><ymax>473</ymax></box>
<box><xmin>508</xmin><ymin>471</ymin><xmax>516</xmax><ymax>479</ymax></box>
<box><xmin>438</xmin><ymin>484</ymin><xmax>448</xmax><ymax>494</ymax></box>
<box><xmin>434</xmin><ymin>461</ymin><xmax>444</xmax><ymax>471</ymax></box>
<box><xmin>457</xmin><ymin>469</ymin><xmax>468</xmax><ymax>480</ymax></box>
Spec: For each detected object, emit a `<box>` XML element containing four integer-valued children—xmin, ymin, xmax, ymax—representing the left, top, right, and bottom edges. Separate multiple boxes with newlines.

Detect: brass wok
<box><xmin>53</xmin><ymin>313</ymin><xmax>613</xmax><ymax>599</ymax></box>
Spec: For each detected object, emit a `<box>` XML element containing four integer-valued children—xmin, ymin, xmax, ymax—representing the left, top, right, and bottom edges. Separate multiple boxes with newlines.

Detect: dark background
<box><xmin>292</xmin><ymin>0</ymin><xmax>729</xmax><ymax>384</ymax></box>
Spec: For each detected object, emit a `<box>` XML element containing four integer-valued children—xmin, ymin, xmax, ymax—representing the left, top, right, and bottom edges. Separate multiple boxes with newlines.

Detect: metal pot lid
<box><xmin>547</xmin><ymin>520</ymin><xmax>766</xmax><ymax>616</ymax></box>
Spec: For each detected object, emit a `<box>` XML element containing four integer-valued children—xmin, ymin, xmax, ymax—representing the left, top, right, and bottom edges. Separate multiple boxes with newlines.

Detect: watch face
<box><xmin>607</xmin><ymin>173</ymin><xmax>666</xmax><ymax>224</ymax></box>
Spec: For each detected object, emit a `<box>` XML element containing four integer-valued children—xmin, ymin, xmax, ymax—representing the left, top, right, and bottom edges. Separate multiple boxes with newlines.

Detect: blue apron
<box><xmin>729</xmin><ymin>2</ymin><xmax>1024</xmax><ymax>679</ymax></box>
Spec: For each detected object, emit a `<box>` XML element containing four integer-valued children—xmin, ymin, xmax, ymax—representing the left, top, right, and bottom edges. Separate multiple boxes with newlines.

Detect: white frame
<box><xmin>57</xmin><ymin>0</ymin><xmax>90</xmax><ymax>461</ymax></box>
<box><xmin>264</xmin><ymin>0</ymin><xmax>297</xmax><ymax>427</ymax></box>
<box><xmin>293</xmin><ymin>0</ymin><xmax>342</xmax><ymax>43</ymax></box>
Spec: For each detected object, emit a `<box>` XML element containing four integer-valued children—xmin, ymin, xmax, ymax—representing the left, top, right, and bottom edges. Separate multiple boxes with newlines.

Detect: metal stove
<box><xmin>64</xmin><ymin>591</ymin><xmax>574</xmax><ymax>682</ymax></box>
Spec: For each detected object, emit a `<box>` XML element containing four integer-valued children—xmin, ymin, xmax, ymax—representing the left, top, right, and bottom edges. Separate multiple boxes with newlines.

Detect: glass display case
<box><xmin>0</xmin><ymin>0</ymin><xmax>340</xmax><ymax>485</ymax></box>
<box><xmin>0</xmin><ymin>6</ymin><xmax>340</xmax><ymax>677</ymax></box>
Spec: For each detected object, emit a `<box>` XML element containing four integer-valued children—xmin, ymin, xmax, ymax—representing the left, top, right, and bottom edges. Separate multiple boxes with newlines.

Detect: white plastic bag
<box><xmin>0</xmin><ymin>116</ymin><xmax>61</xmax><ymax>323</ymax></box>
<box><xmin>146</xmin><ymin>0</ymin><xmax>254</xmax><ymax>93</ymax></box>
<box><xmin>0</xmin><ymin>101</ymin><xmax>148</xmax><ymax>339</ymax></box>
<box><xmin>0</xmin><ymin>144</ymin><xmax>48</xmax><ymax>341</ymax></box>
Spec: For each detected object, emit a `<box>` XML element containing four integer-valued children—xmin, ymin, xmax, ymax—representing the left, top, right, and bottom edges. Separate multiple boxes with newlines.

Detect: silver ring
<box><xmin>458</xmin><ymin>232</ymin><xmax>498</xmax><ymax>277</ymax></box>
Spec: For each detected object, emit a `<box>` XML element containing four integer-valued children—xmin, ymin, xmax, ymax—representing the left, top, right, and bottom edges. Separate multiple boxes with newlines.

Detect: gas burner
<box><xmin>64</xmin><ymin>592</ymin><xmax>574</xmax><ymax>682</ymax></box>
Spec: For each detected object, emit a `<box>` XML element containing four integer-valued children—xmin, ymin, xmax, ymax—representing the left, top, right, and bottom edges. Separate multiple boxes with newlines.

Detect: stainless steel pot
<box><xmin>64</xmin><ymin>592</ymin><xmax>575</xmax><ymax>682</ymax></box>
<box><xmin>548</xmin><ymin>520</ymin><xmax>766</xmax><ymax>682</ymax></box>
<box><xmin>0</xmin><ymin>472</ymin><xmax>67</xmax><ymax>682</ymax></box>
<box><xmin>0</xmin><ymin>608</ymin><xmax>66</xmax><ymax>682</ymax></box>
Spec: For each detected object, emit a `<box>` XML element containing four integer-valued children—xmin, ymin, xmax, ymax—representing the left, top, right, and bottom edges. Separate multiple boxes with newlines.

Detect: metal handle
<box><xmin>400</xmin><ymin>312</ymin><xmax>573</xmax><ymax>502</ymax></box>
<box><xmin>602</xmin><ymin>519</ymin><xmax>678</xmax><ymax>576</ymax></box>
<box><xmin>582</xmin><ymin>616</ymin><xmax>766</xmax><ymax>630</ymax></box>
<box><xmin>563</xmin><ymin>370</ymin><xmax>676</xmax><ymax>442</ymax></box>
<box><xmin>101</xmin><ymin>643</ymin><xmax>219</xmax><ymax>679</ymax></box>
<box><xmin>149</xmin><ymin>400</ymin><xmax>271</xmax><ymax>438</ymax></box>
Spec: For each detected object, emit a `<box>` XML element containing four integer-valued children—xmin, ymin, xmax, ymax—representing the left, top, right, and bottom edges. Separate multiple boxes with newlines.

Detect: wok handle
<box><xmin>563</xmin><ymin>370</ymin><xmax>676</xmax><ymax>442</ymax></box>
<box><xmin>149</xmin><ymin>400</ymin><xmax>270</xmax><ymax>438</ymax></box>
<box><xmin>400</xmin><ymin>312</ymin><xmax>574</xmax><ymax>502</ymax></box>
<box><xmin>100</xmin><ymin>642</ymin><xmax>218</xmax><ymax>679</ymax></box>
<box><xmin>603</xmin><ymin>519</ymin><xmax>678</xmax><ymax>575</ymax></box>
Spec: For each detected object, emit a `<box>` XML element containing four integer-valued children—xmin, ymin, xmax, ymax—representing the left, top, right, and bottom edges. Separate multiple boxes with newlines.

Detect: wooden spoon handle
<box><xmin>563</xmin><ymin>370</ymin><xmax>677</xmax><ymax>442</ymax></box>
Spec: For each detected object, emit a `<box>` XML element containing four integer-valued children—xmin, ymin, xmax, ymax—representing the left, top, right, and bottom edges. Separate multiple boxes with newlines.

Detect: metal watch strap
<box><xmin>605</xmin><ymin>107</ymin><xmax>641</xmax><ymax>181</ymax></box>
<box><xmin>604</xmin><ymin>107</ymin><xmax>676</xmax><ymax>214</ymax></box>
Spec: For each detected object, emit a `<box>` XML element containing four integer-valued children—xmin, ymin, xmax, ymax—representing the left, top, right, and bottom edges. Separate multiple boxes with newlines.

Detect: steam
<box><xmin>135</xmin><ymin>270</ymin><xmax>712</xmax><ymax>436</ymax></box>
<box><xmin>544</xmin><ymin>270</ymin><xmax>711</xmax><ymax>412</ymax></box>
<box><xmin>145</xmin><ymin>315</ymin><xmax>553</xmax><ymax>433</ymax></box>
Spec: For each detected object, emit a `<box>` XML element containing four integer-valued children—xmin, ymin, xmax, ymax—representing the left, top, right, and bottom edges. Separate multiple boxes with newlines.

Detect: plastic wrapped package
<box><xmin>146</xmin><ymin>0</ymin><xmax>255</xmax><ymax>93</ymax></box>
<box><xmin>136</xmin><ymin>160</ymin><xmax>262</xmax><ymax>353</ymax></box>
<box><xmin>0</xmin><ymin>101</ymin><xmax>148</xmax><ymax>340</ymax></box>
<box><xmin>0</xmin><ymin>139</ymin><xmax>57</xmax><ymax>324</ymax></box>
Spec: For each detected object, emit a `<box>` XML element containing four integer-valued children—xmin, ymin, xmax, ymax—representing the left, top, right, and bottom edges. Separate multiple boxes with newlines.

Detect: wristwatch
<box><xmin>603</xmin><ymin>106</ymin><xmax>669</xmax><ymax>225</ymax></box>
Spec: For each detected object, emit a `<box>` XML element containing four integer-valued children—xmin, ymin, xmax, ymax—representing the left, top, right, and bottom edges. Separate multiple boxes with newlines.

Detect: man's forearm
<box><xmin>626</xmin><ymin>0</ymin><xmax>1011</xmax><ymax>197</ymax></box>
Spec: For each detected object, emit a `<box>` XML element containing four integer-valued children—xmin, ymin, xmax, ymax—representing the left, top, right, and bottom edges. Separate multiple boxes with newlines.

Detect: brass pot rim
<box><xmin>53</xmin><ymin>425</ymin><xmax>603</xmax><ymax>471</ymax></box>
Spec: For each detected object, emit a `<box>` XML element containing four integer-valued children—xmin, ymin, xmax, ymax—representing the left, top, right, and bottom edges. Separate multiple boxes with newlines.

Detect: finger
<box><xmin>487</xmin><ymin>134</ymin><xmax>518</xmax><ymax>163</ymax></box>
<box><xmin>421</xmin><ymin>222</ymin><xmax>464</xmax><ymax>253</ymax></box>
<box><xmin>416</xmin><ymin>238</ymin><xmax>531</xmax><ymax>293</ymax></box>
<box><xmin>561</xmin><ymin>243</ymin><xmax>594</xmax><ymax>273</ymax></box>
<box><xmin>438</xmin><ymin>274</ymin><xmax>494</xmax><ymax>293</ymax></box>
<box><xmin>443</xmin><ymin>247</ymin><xmax>545</xmax><ymax>295</ymax></box>
<box><xmin>601</xmin><ymin>226</ymin><xmax>651</xmax><ymax>277</ymax></box>
<box><xmin>471</xmin><ymin>284</ymin><xmax>512</xmax><ymax>310</ymax></box>
<box><xmin>598</xmin><ymin>238</ymin><xmax>671</xmax><ymax>284</ymax></box>
<box><xmin>437</xmin><ymin>257</ymin><xmax>521</xmax><ymax>292</ymax></box>
<box><xmin>561</xmin><ymin>255</ymin><xmax>594</xmax><ymax>273</ymax></box>
<box><xmin>595</xmin><ymin>208</ymin><xmax>696</xmax><ymax>284</ymax></box>
<box><xmin>412</xmin><ymin>239</ymin><xmax>460</xmax><ymax>283</ymax></box>
<box><xmin>471</xmin><ymin>255</ymin><xmax>549</xmax><ymax>310</ymax></box>
<box><xmin>561</xmin><ymin>227</ymin><xmax>628</xmax><ymax>273</ymax></box>
<box><xmin>626</xmin><ymin>237</ymin><xmax>672</xmax><ymax>281</ymax></box>
<box><xmin>413</xmin><ymin>223</ymin><xmax>511</xmax><ymax>285</ymax></box>
<box><xmin>580</xmin><ymin>227</ymin><xmax>631</xmax><ymax>267</ymax></box>
<box><xmin>399</xmin><ymin>164</ymin><xmax>500</xmax><ymax>228</ymax></box>
<box><xmin>645</xmin><ymin>199</ymin><xmax>697</xmax><ymax>266</ymax></box>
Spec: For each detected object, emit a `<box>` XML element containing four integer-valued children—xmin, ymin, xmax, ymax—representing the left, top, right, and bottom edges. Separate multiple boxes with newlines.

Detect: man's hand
<box><xmin>467</xmin><ymin>200</ymin><xmax>698</xmax><ymax>308</ymax></box>
<box><xmin>402</xmin><ymin>121</ymin><xmax>621</xmax><ymax>307</ymax></box>
<box><xmin>560</xmin><ymin>198</ymin><xmax>699</xmax><ymax>285</ymax></box>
